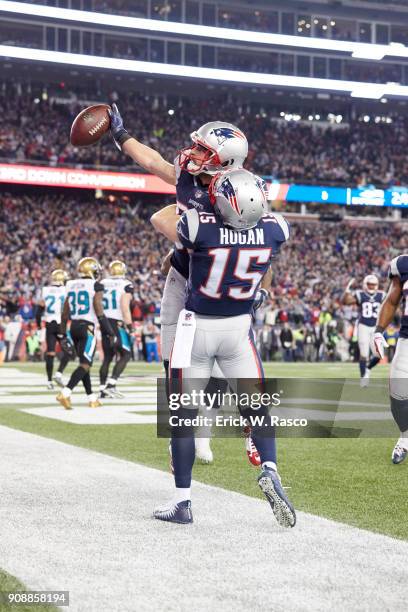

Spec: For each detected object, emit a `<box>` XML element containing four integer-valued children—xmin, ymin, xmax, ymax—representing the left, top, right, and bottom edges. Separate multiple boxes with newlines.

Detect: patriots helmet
<box><xmin>178</xmin><ymin>121</ymin><xmax>248</xmax><ymax>176</ymax></box>
<box><xmin>209</xmin><ymin>168</ymin><xmax>267</xmax><ymax>231</ymax></box>
<box><xmin>77</xmin><ymin>257</ymin><xmax>102</xmax><ymax>280</ymax></box>
<box><xmin>363</xmin><ymin>274</ymin><xmax>379</xmax><ymax>295</ymax></box>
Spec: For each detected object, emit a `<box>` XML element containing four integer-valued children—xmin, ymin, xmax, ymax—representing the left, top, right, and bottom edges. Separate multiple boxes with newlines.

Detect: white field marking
<box><xmin>22</xmin><ymin>405</ymin><xmax>157</xmax><ymax>424</ymax></box>
<box><xmin>0</xmin><ymin>425</ymin><xmax>407</xmax><ymax>612</ymax></box>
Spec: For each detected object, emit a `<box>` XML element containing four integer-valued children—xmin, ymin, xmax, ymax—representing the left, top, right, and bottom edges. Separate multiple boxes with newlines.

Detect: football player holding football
<box><xmin>56</xmin><ymin>257</ymin><xmax>116</xmax><ymax>410</ymax></box>
<box><xmin>109</xmin><ymin>104</ymin><xmax>267</xmax><ymax>466</ymax></box>
<box><xmin>36</xmin><ymin>269</ymin><xmax>71</xmax><ymax>389</ymax></box>
<box><xmin>343</xmin><ymin>275</ymin><xmax>385</xmax><ymax>387</ymax></box>
<box><xmin>371</xmin><ymin>255</ymin><xmax>408</xmax><ymax>464</ymax></box>
<box><xmin>151</xmin><ymin>168</ymin><xmax>295</xmax><ymax>527</ymax></box>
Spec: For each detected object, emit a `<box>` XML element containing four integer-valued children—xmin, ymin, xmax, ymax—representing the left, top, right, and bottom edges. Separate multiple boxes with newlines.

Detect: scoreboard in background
<box><xmin>268</xmin><ymin>182</ymin><xmax>408</xmax><ymax>208</ymax></box>
<box><xmin>1</xmin><ymin>163</ymin><xmax>407</xmax><ymax>208</ymax></box>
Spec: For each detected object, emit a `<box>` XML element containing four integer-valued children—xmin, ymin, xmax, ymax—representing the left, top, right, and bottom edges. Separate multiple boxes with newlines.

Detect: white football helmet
<box><xmin>363</xmin><ymin>274</ymin><xmax>379</xmax><ymax>294</ymax></box>
<box><xmin>178</xmin><ymin>121</ymin><xmax>248</xmax><ymax>176</ymax></box>
<box><xmin>209</xmin><ymin>168</ymin><xmax>267</xmax><ymax>231</ymax></box>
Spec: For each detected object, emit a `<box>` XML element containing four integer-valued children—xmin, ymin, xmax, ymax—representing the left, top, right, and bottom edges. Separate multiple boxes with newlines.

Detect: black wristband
<box><xmin>98</xmin><ymin>315</ymin><xmax>114</xmax><ymax>336</ymax></box>
<box><xmin>116</xmin><ymin>129</ymin><xmax>132</xmax><ymax>147</ymax></box>
<box><xmin>375</xmin><ymin>325</ymin><xmax>385</xmax><ymax>334</ymax></box>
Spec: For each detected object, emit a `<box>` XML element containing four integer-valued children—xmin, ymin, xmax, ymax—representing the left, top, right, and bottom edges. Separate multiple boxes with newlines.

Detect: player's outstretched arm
<box><xmin>109</xmin><ymin>104</ymin><xmax>176</xmax><ymax>186</ymax></box>
<box><xmin>150</xmin><ymin>204</ymin><xmax>179</xmax><ymax>242</ymax></box>
<box><xmin>372</xmin><ymin>277</ymin><xmax>402</xmax><ymax>358</ymax></box>
<box><xmin>342</xmin><ymin>278</ymin><xmax>356</xmax><ymax>305</ymax></box>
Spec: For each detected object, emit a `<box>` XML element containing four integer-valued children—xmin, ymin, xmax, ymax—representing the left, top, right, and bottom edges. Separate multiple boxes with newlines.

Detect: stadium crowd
<box><xmin>1</xmin><ymin>86</ymin><xmax>408</xmax><ymax>188</ymax></box>
<box><xmin>0</xmin><ymin>191</ymin><xmax>403</xmax><ymax>362</ymax></box>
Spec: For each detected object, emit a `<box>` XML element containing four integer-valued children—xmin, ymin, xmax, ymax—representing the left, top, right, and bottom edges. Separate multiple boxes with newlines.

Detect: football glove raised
<box><xmin>108</xmin><ymin>103</ymin><xmax>132</xmax><ymax>151</ymax></box>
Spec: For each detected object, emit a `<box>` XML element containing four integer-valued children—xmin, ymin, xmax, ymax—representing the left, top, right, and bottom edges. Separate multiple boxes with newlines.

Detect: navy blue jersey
<box><xmin>177</xmin><ymin>209</ymin><xmax>290</xmax><ymax>316</ymax></box>
<box><xmin>389</xmin><ymin>255</ymin><xmax>408</xmax><ymax>338</ymax></box>
<box><xmin>355</xmin><ymin>290</ymin><xmax>385</xmax><ymax>327</ymax></box>
<box><xmin>170</xmin><ymin>157</ymin><xmax>213</xmax><ymax>279</ymax></box>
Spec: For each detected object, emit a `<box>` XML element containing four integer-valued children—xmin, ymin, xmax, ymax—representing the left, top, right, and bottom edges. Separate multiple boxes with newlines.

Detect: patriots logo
<box><xmin>212</xmin><ymin>127</ymin><xmax>245</xmax><ymax>145</ymax></box>
<box><xmin>220</xmin><ymin>178</ymin><xmax>240</xmax><ymax>214</ymax></box>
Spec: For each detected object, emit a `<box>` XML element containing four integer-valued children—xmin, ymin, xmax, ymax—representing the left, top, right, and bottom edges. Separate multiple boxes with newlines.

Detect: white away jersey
<box><xmin>101</xmin><ymin>278</ymin><xmax>133</xmax><ymax>321</ymax></box>
<box><xmin>66</xmin><ymin>278</ymin><xmax>103</xmax><ymax>323</ymax></box>
<box><xmin>41</xmin><ymin>285</ymin><xmax>66</xmax><ymax>324</ymax></box>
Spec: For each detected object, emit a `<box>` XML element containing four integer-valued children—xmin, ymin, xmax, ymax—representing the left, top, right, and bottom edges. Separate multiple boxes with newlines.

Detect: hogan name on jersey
<box><xmin>219</xmin><ymin>227</ymin><xmax>266</xmax><ymax>245</ymax></box>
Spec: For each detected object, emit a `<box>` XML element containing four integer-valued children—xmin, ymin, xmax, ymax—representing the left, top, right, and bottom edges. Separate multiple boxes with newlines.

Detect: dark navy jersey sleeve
<box><xmin>171</xmin><ymin>159</ymin><xmax>212</xmax><ymax>278</ymax></box>
<box><xmin>124</xmin><ymin>283</ymin><xmax>134</xmax><ymax>294</ymax></box>
<box><xmin>176</xmin><ymin>209</ymin><xmax>200</xmax><ymax>250</ymax></box>
<box><xmin>388</xmin><ymin>254</ymin><xmax>408</xmax><ymax>338</ymax></box>
<box><xmin>355</xmin><ymin>290</ymin><xmax>362</xmax><ymax>305</ymax></box>
<box><xmin>262</xmin><ymin>212</ymin><xmax>290</xmax><ymax>257</ymax></box>
<box><xmin>389</xmin><ymin>255</ymin><xmax>408</xmax><ymax>279</ymax></box>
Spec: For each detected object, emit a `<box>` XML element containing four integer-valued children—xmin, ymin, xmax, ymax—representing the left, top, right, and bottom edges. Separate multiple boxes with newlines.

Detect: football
<box><xmin>70</xmin><ymin>103</ymin><xmax>111</xmax><ymax>147</ymax></box>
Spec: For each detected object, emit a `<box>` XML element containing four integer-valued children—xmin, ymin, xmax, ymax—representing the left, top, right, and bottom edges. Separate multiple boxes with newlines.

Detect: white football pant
<box><xmin>160</xmin><ymin>266</ymin><xmax>224</xmax><ymax>378</ymax></box>
<box><xmin>170</xmin><ymin>313</ymin><xmax>263</xmax><ymax>384</ymax></box>
<box><xmin>358</xmin><ymin>322</ymin><xmax>375</xmax><ymax>360</ymax></box>
<box><xmin>390</xmin><ymin>338</ymin><xmax>408</xmax><ymax>401</ymax></box>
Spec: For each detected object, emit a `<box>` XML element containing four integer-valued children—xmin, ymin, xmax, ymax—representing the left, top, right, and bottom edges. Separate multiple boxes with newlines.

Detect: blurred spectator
<box><xmin>280</xmin><ymin>323</ymin><xmax>294</xmax><ymax>362</ymax></box>
<box><xmin>142</xmin><ymin>319</ymin><xmax>160</xmax><ymax>362</ymax></box>
<box><xmin>26</xmin><ymin>329</ymin><xmax>41</xmax><ymax>361</ymax></box>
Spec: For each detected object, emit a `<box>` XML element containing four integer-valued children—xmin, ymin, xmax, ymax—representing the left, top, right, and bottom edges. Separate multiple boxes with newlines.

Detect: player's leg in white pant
<box><xmin>154</xmin><ymin>329</ymin><xmax>213</xmax><ymax>522</ymax></box>
<box><xmin>160</xmin><ymin>267</ymin><xmax>187</xmax><ymax>362</ymax></box>
<box><xmin>193</xmin><ymin>358</ymin><xmax>226</xmax><ymax>464</ymax></box>
<box><xmin>209</xmin><ymin>315</ymin><xmax>295</xmax><ymax>527</ymax></box>
<box><xmin>358</xmin><ymin>323</ymin><xmax>371</xmax><ymax>387</ymax></box>
<box><xmin>389</xmin><ymin>338</ymin><xmax>408</xmax><ymax>464</ymax></box>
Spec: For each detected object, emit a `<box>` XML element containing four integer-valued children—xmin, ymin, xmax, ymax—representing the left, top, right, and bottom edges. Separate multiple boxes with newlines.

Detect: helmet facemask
<box><xmin>178</xmin><ymin>143</ymin><xmax>222</xmax><ymax>176</ymax></box>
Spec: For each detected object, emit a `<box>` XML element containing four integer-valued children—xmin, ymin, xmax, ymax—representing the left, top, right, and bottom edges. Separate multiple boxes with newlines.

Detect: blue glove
<box><xmin>253</xmin><ymin>288</ymin><xmax>269</xmax><ymax>311</ymax></box>
<box><xmin>108</xmin><ymin>103</ymin><xmax>132</xmax><ymax>151</ymax></box>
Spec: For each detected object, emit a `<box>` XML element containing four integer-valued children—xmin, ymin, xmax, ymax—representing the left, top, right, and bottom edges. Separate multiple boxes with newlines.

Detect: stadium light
<box><xmin>2</xmin><ymin>45</ymin><xmax>408</xmax><ymax>100</ymax></box>
<box><xmin>1</xmin><ymin>0</ymin><xmax>408</xmax><ymax>61</ymax></box>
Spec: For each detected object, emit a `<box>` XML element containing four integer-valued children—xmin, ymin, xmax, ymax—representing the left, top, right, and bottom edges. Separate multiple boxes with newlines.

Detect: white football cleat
<box><xmin>392</xmin><ymin>438</ymin><xmax>408</xmax><ymax>464</ymax></box>
<box><xmin>46</xmin><ymin>381</ymin><xmax>54</xmax><ymax>390</ymax></box>
<box><xmin>195</xmin><ymin>437</ymin><xmax>213</xmax><ymax>464</ymax></box>
<box><xmin>360</xmin><ymin>370</ymin><xmax>370</xmax><ymax>388</ymax></box>
<box><xmin>53</xmin><ymin>372</ymin><xmax>64</xmax><ymax>388</ymax></box>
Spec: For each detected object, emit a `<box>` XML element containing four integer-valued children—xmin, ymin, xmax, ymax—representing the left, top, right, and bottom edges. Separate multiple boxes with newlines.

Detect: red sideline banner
<box><xmin>0</xmin><ymin>163</ymin><xmax>176</xmax><ymax>194</ymax></box>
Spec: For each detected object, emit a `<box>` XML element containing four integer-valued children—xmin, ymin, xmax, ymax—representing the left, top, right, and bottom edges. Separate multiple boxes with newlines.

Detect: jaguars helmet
<box><xmin>77</xmin><ymin>257</ymin><xmax>102</xmax><ymax>280</ymax></box>
<box><xmin>178</xmin><ymin>121</ymin><xmax>248</xmax><ymax>176</ymax></box>
<box><xmin>50</xmin><ymin>269</ymin><xmax>69</xmax><ymax>286</ymax></box>
<box><xmin>363</xmin><ymin>274</ymin><xmax>379</xmax><ymax>295</ymax></box>
<box><xmin>109</xmin><ymin>260</ymin><xmax>127</xmax><ymax>278</ymax></box>
<box><xmin>209</xmin><ymin>168</ymin><xmax>267</xmax><ymax>231</ymax></box>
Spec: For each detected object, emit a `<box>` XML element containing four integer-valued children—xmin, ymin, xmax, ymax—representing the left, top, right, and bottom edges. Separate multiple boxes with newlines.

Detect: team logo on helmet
<box><xmin>219</xmin><ymin>177</ymin><xmax>241</xmax><ymax>214</ymax></box>
<box><xmin>212</xmin><ymin>127</ymin><xmax>245</xmax><ymax>145</ymax></box>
